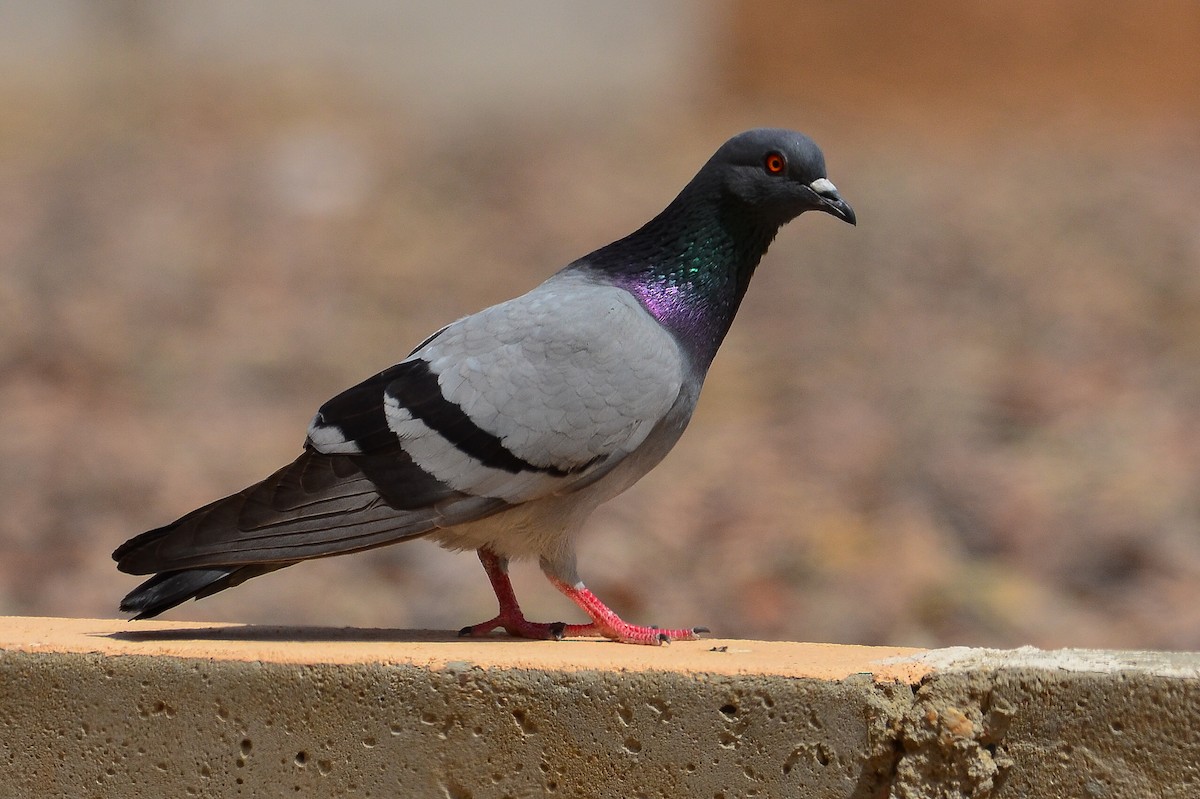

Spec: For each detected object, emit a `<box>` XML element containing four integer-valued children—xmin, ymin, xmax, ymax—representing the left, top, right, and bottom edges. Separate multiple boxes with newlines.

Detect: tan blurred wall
<box><xmin>724</xmin><ymin>1</ymin><xmax>1200</xmax><ymax>125</ymax></box>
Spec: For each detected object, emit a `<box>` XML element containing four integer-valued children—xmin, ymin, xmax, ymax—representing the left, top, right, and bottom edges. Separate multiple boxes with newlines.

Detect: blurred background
<box><xmin>2</xmin><ymin>1</ymin><xmax>1199</xmax><ymax>649</ymax></box>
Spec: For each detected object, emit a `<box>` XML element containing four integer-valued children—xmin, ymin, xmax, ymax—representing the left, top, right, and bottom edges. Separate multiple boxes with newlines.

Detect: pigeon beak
<box><xmin>808</xmin><ymin>178</ymin><xmax>856</xmax><ymax>226</ymax></box>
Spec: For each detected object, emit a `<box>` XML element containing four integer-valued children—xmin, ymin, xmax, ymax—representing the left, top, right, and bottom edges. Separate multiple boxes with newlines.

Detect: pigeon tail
<box><xmin>118</xmin><ymin>564</ymin><xmax>284</xmax><ymax>620</ymax></box>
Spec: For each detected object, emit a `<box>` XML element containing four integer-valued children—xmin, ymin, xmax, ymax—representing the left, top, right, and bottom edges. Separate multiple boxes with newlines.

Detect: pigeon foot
<box><xmin>463</xmin><ymin>547</ymin><xmax>600</xmax><ymax>640</ymax></box>
<box><xmin>458</xmin><ymin>615</ymin><xmax>597</xmax><ymax>640</ymax></box>
<box><xmin>547</xmin><ymin>577</ymin><xmax>708</xmax><ymax>646</ymax></box>
<box><xmin>468</xmin><ymin>547</ymin><xmax>707</xmax><ymax>645</ymax></box>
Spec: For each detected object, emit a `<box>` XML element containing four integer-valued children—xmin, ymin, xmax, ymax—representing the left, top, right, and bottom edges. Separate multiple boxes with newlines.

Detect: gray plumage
<box><xmin>114</xmin><ymin>127</ymin><xmax>855</xmax><ymax>644</ymax></box>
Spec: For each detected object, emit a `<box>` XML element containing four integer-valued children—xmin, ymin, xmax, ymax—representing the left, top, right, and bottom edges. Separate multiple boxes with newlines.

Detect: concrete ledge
<box><xmin>1</xmin><ymin>617</ymin><xmax>1197</xmax><ymax>797</ymax></box>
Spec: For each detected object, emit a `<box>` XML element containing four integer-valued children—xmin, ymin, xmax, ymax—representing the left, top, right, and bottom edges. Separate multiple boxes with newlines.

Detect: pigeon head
<box><xmin>702</xmin><ymin>128</ymin><xmax>856</xmax><ymax>228</ymax></box>
<box><xmin>580</xmin><ymin>127</ymin><xmax>854</xmax><ymax>369</ymax></box>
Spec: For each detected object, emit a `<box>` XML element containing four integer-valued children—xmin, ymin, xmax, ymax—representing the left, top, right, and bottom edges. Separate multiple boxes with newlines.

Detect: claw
<box><xmin>470</xmin><ymin>547</ymin><xmax>706</xmax><ymax>645</ymax></box>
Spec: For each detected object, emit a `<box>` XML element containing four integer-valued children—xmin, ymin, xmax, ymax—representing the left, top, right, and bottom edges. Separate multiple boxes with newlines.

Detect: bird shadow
<box><xmin>102</xmin><ymin>625</ymin><xmax>495</xmax><ymax>645</ymax></box>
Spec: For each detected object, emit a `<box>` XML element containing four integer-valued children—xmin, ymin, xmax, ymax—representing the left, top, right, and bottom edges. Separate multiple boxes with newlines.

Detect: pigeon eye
<box><xmin>763</xmin><ymin>152</ymin><xmax>787</xmax><ymax>175</ymax></box>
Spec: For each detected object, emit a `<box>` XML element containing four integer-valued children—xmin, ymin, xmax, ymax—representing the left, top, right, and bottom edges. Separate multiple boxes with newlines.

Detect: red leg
<box><xmin>545</xmin><ymin>575</ymin><xmax>709</xmax><ymax>646</ymax></box>
<box><xmin>459</xmin><ymin>548</ymin><xmax>598</xmax><ymax>640</ymax></box>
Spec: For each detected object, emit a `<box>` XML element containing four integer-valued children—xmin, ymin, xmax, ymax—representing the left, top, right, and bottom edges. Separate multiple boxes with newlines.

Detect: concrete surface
<box><xmin>0</xmin><ymin>617</ymin><xmax>1197</xmax><ymax>798</ymax></box>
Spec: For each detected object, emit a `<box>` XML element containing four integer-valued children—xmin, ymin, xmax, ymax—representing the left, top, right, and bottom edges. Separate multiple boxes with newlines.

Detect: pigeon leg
<box><xmin>545</xmin><ymin>575</ymin><xmax>708</xmax><ymax>646</ymax></box>
<box><xmin>459</xmin><ymin>547</ymin><xmax>598</xmax><ymax>640</ymax></box>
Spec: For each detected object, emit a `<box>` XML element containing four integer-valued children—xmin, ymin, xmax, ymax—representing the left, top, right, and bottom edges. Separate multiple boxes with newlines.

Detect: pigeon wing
<box><xmin>309</xmin><ymin>271</ymin><xmax>686</xmax><ymax>505</ymax></box>
<box><xmin>117</xmin><ymin>273</ymin><xmax>684</xmax><ymax>574</ymax></box>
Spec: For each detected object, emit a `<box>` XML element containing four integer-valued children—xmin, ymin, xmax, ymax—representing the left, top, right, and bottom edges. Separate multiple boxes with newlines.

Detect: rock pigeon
<box><xmin>113</xmin><ymin>128</ymin><xmax>855</xmax><ymax>645</ymax></box>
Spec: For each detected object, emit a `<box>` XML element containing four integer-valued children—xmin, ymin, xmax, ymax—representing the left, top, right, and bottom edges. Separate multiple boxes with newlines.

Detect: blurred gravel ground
<box><xmin>2</xmin><ymin>68</ymin><xmax>1200</xmax><ymax>649</ymax></box>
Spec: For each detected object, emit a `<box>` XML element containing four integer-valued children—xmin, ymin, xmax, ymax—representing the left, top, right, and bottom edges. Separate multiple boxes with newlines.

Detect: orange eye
<box><xmin>764</xmin><ymin>152</ymin><xmax>786</xmax><ymax>175</ymax></box>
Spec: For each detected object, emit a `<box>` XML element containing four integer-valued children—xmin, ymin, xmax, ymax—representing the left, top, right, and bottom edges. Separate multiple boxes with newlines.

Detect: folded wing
<box><xmin>114</xmin><ymin>273</ymin><xmax>684</xmax><ymax>580</ymax></box>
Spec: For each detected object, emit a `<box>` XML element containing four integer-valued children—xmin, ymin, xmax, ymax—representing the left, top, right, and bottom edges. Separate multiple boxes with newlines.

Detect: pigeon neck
<box><xmin>584</xmin><ymin>181</ymin><xmax>780</xmax><ymax>370</ymax></box>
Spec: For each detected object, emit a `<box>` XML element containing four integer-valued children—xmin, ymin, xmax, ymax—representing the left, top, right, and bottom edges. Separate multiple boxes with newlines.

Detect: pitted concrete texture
<box><xmin>884</xmin><ymin>647</ymin><xmax>1200</xmax><ymax>798</ymax></box>
<box><xmin>0</xmin><ymin>618</ymin><xmax>922</xmax><ymax>798</ymax></box>
<box><xmin>1</xmin><ymin>618</ymin><xmax>1198</xmax><ymax>798</ymax></box>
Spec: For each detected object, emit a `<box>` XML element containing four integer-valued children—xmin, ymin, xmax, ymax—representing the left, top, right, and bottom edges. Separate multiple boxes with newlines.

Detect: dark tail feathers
<box><xmin>118</xmin><ymin>564</ymin><xmax>285</xmax><ymax>620</ymax></box>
